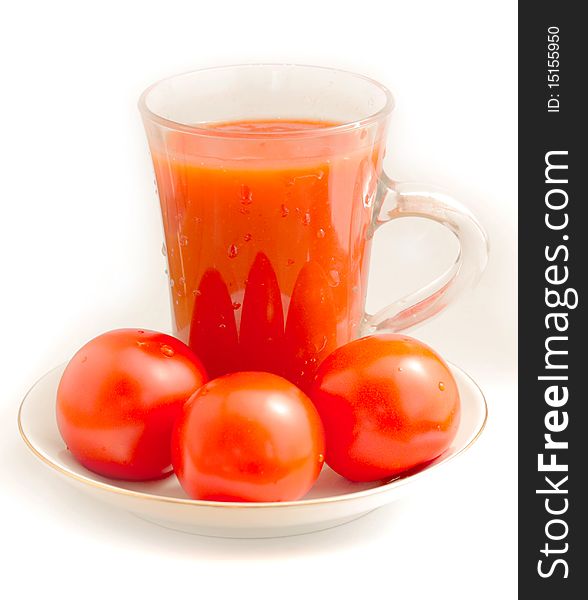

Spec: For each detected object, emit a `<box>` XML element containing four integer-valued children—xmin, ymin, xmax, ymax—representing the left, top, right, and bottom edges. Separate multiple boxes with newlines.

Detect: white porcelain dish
<box><xmin>18</xmin><ymin>363</ymin><xmax>487</xmax><ymax>538</ymax></box>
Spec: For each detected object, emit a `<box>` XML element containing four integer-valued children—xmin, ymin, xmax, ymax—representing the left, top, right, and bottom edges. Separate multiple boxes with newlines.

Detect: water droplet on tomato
<box><xmin>228</xmin><ymin>244</ymin><xmax>239</xmax><ymax>258</ymax></box>
<box><xmin>244</xmin><ymin>233</ymin><xmax>252</xmax><ymax>242</ymax></box>
<box><xmin>81</xmin><ymin>356</ymin><xmax>87</xmax><ymax>363</ymax></box>
<box><xmin>160</xmin><ymin>344</ymin><xmax>175</xmax><ymax>357</ymax></box>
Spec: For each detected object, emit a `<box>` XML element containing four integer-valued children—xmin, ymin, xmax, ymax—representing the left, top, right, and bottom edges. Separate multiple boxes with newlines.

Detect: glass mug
<box><xmin>139</xmin><ymin>65</ymin><xmax>488</xmax><ymax>390</ymax></box>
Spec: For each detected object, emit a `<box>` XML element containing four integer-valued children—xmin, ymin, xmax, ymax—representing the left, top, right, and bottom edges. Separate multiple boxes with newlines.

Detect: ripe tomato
<box><xmin>309</xmin><ymin>334</ymin><xmax>460</xmax><ymax>482</ymax></box>
<box><xmin>172</xmin><ymin>372</ymin><xmax>325</xmax><ymax>502</ymax></box>
<box><xmin>56</xmin><ymin>329</ymin><xmax>207</xmax><ymax>481</ymax></box>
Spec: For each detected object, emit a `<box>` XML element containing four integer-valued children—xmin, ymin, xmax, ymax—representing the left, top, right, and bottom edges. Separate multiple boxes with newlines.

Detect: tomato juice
<box><xmin>150</xmin><ymin>119</ymin><xmax>384</xmax><ymax>389</ymax></box>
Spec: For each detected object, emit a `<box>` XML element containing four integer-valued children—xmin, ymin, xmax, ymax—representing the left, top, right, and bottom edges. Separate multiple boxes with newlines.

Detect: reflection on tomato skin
<box><xmin>189</xmin><ymin>269</ymin><xmax>239</xmax><ymax>379</ymax></box>
<box><xmin>283</xmin><ymin>261</ymin><xmax>338</xmax><ymax>392</ymax></box>
<box><xmin>239</xmin><ymin>253</ymin><xmax>285</xmax><ymax>374</ymax></box>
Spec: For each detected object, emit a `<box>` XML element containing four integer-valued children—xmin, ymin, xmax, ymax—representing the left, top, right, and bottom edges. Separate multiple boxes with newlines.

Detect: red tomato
<box><xmin>309</xmin><ymin>334</ymin><xmax>460</xmax><ymax>482</ymax></box>
<box><xmin>56</xmin><ymin>329</ymin><xmax>207</xmax><ymax>481</ymax></box>
<box><xmin>172</xmin><ymin>372</ymin><xmax>325</xmax><ymax>502</ymax></box>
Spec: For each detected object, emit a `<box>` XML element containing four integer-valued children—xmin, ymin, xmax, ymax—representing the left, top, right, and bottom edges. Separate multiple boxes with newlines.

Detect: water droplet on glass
<box><xmin>138</xmin><ymin>330</ymin><xmax>144</xmax><ymax>335</ymax></box>
<box><xmin>136</xmin><ymin>341</ymin><xmax>147</xmax><ymax>348</ymax></box>
<box><xmin>194</xmin><ymin>216</ymin><xmax>202</xmax><ymax>224</ymax></box>
<box><xmin>302</xmin><ymin>211</ymin><xmax>311</xmax><ymax>226</ymax></box>
<box><xmin>318</xmin><ymin>453</ymin><xmax>324</xmax><ymax>463</ymax></box>
<box><xmin>232</xmin><ymin>302</ymin><xmax>241</xmax><ymax>310</ymax></box>
<box><xmin>398</xmin><ymin>367</ymin><xmax>404</xmax><ymax>372</ymax></box>
<box><xmin>160</xmin><ymin>344</ymin><xmax>175</xmax><ymax>357</ymax></box>
<box><xmin>352</xmin><ymin>285</ymin><xmax>359</xmax><ymax>294</ymax></box>
<box><xmin>316</xmin><ymin>228</ymin><xmax>325</xmax><ymax>239</ymax></box>
<box><xmin>287</xmin><ymin>258</ymin><xmax>295</xmax><ymax>266</ymax></box>
<box><xmin>360</xmin><ymin>158</ymin><xmax>377</xmax><ymax>208</ymax></box>
<box><xmin>179</xmin><ymin>235</ymin><xmax>189</xmax><ymax>247</ymax></box>
<box><xmin>161</xmin><ymin>244</ymin><xmax>167</xmax><ymax>256</ymax></box>
<box><xmin>240</xmin><ymin>207</ymin><xmax>250</xmax><ymax>215</ymax></box>
<box><xmin>328</xmin><ymin>269</ymin><xmax>340</xmax><ymax>287</ymax></box>
<box><xmin>240</xmin><ymin>184</ymin><xmax>253</xmax><ymax>206</ymax></box>
<box><xmin>164</xmin><ymin>268</ymin><xmax>168</xmax><ymax>276</ymax></box>
<box><xmin>170</xmin><ymin>247</ymin><xmax>175</xmax><ymax>258</ymax></box>
<box><xmin>192</xmin><ymin>289</ymin><xmax>202</xmax><ymax>297</ymax></box>
<box><xmin>280</xmin><ymin>204</ymin><xmax>290</xmax><ymax>218</ymax></box>
<box><xmin>360</xmin><ymin>129</ymin><xmax>368</xmax><ymax>140</ymax></box>
<box><xmin>81</xmin><ymin>356</ymin><xmax>87</xmax><ymax>363</ymax></box>
<box><xmin>244</xmin><ymin>233</ymin><xmax>252</xmax><ymax>242</ymax></box>
<box><xmin>219</xmin><ymin>323</ymin><xmax>227</xmax><ymax>329</ymax></box>
<box><xmin>228</xmin><ymin>244</ymin><xmax>239</xmax><ymax>259</ymax></box>
<box><xmin>178</xmin><ymin>276</ymin><xmax>186</xmax><ymax>286</ymax></box>
<box><xmin>439</xmin><ymin>381</ymin><xmax>446</xmax><ymax>391</ymax></box>
<box><xmin>175</xmin><ymin>299</ymin><xmax>179</xmax><ymax>305</ymax></box>
<box><xmin>169</xmin><ymin>279</ymin><xmax>175</xmax><ymax>288</ymax></box>
<box><xmin>315</xmin><ymin>336</ymin><xmax>328</xmax><ymax>353</ymax></box>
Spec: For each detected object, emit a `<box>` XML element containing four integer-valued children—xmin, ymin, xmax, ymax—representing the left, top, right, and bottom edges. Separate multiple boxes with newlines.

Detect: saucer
<box><xmin>18</xmin><ymin>363</ymin><xmax>487</xmax><ymax>538</ymax></box>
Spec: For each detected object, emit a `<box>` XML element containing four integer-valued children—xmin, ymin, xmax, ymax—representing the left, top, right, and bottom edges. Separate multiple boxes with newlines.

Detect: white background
<box><xmin>1</xmin><ymin>1</ymin><xmax>517</xmax><ymax>598</ymax></box>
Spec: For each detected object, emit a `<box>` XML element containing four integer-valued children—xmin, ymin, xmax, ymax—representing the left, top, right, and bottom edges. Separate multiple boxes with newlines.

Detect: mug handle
<box><xmin>361</xmin><ymin>173</ymin><xmax>489</xmax><ymax>335</ymax></box>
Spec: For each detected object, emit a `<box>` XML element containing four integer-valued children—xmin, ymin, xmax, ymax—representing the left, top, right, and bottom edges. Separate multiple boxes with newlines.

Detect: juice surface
<box><xmin>151</xmin><ymin>119</ymin><xmax>383</xmax><ymax>389</ymax></box>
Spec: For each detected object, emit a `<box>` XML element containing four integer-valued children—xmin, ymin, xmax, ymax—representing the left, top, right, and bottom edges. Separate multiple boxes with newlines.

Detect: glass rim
<box><xmin>138</xmin><ymin>63</ymin><xmax>395</xmax><ymax>139</ymax></box>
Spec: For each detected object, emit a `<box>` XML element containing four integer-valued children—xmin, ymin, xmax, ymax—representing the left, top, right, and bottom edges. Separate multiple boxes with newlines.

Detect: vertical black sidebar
<box><xmin>519</xmin><ymin>2</ymin><xmax>585</xmax><ymax>597</ymax></box>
